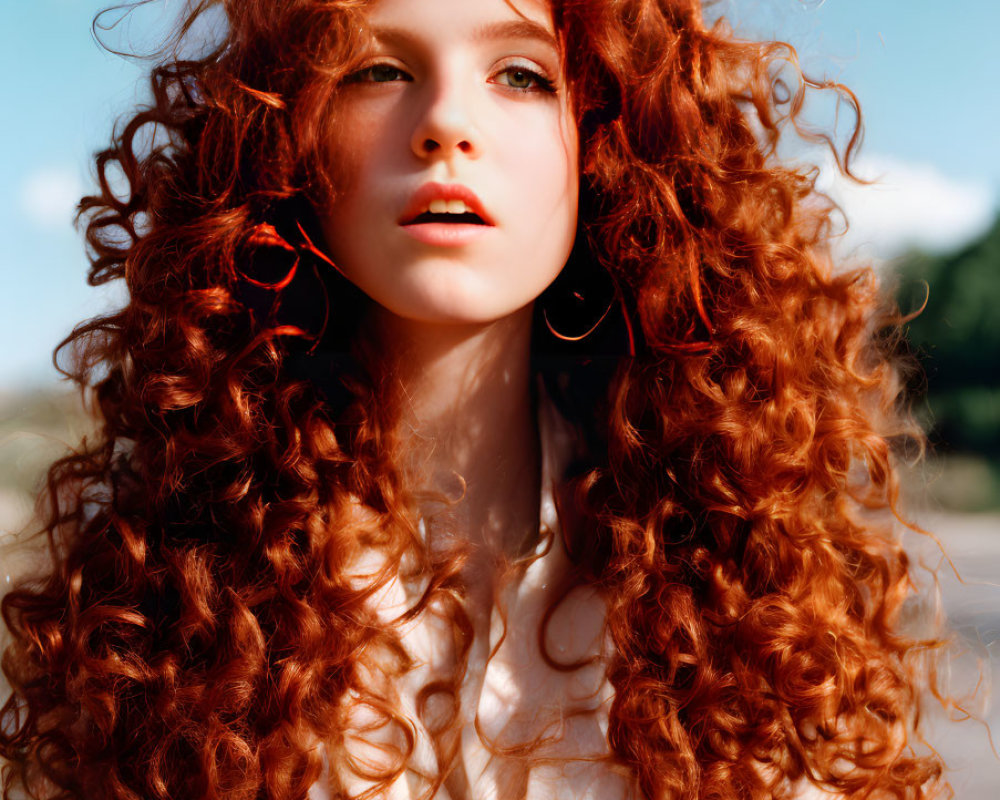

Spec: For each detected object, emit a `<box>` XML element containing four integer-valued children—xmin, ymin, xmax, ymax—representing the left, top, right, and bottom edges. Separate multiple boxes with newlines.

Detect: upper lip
<box><xmin>398</xmin><ymin>182</ymin><xmax>495</xmax><ymax>226</ymax></box>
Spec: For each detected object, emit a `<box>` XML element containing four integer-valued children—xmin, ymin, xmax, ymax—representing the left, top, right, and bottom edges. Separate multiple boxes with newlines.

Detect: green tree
<box><xmin>895</xmin><ymin>213</ymin><xmax>1000</xmax><ymax>458</ymax></box>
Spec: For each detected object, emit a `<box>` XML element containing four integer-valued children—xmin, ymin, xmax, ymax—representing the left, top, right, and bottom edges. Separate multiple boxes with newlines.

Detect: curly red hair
<box><xmin>1</xmin><ymin>1</ymin><xmax>948</xmax><ymax>798</ymax></box>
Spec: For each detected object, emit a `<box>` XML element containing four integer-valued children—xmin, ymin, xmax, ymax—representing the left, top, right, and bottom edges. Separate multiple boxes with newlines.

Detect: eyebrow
<box><xmin>370</xmin><ymin>19</ymin><xmax>560</xmax><ymax>54</ymax></box>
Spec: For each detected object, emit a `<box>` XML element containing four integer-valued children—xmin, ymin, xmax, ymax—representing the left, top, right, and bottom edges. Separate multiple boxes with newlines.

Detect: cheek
<box><xmin>512</xmin><ymin>115</ymin><xmax>578</xmax><ymax>208</ymax></box>
<box><xmin>490</xmin><ymin>112</ymin><xmax>576</xmax><ymax>240</ymax></box>
<box><xmin>325</xmin><ymin>104</ymin><xmax>390</xmax><ymax>212</ymax></box>
<box><xmin>321</xmin><ymin>124</ymin><xmax>386</xmax><ymax>262</ymax></box>
<box><xmin>507</xmin><ymin>114</ymin><xmax>579</xmax><ymax>264</ymax></box>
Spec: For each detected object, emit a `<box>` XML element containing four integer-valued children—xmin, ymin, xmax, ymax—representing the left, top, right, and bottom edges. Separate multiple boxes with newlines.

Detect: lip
<box><xmin>398</xmin><ymin>182</ymin><xmax>496</xmax><ymax>227</ymax></box>
<box><xmin>399</xmin><ymin>221</ymin><xmax>492</xmax><ymax>247</ymax></box>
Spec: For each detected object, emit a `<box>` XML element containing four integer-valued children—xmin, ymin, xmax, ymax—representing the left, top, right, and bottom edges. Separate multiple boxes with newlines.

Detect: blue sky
<box><xmin>2</xmin><ymin>0</ymin><xmax>998</xmax><ymax>388</ymax></box>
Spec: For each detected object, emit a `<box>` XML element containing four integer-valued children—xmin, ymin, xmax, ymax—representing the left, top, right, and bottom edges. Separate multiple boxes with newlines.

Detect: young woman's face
<box><xmin>321</xmin><ymin>0</ymin><xmax>579</xmax><ymax>327</ymax></box>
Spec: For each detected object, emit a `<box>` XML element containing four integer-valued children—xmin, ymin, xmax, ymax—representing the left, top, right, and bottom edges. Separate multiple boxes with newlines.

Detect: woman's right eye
<box><xmin>348</xmin><ymin>64</ymin><xmax>411</xmax><ymax>84</ymax></box>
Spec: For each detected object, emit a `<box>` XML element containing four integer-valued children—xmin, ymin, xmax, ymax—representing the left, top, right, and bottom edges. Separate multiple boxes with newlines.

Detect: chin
<box><xmin>390</xmin><ymin>297</ymin><xmax>532</xmax><ymax>327</ymax></box>
<box><xmin>375</xmin><ymin>277</ymin><xmax>538</xmax><ymax>327</ymax></box>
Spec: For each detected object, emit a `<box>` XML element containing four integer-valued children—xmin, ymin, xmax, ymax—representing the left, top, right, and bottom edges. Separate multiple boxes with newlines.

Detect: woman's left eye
<box><xmin>492</xmin><ymin>66</ymin><xmax>555</xmax><ymax>93</ymax></box>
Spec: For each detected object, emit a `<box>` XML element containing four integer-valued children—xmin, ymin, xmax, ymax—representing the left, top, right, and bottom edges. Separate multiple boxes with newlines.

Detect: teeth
<box><xmin>426</xmin><ymin>199</ymin><xmax>472</xmax><ymax>214</ymax></box>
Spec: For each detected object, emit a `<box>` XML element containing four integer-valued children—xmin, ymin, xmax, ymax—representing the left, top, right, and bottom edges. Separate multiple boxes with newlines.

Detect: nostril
<box><xmin>415</xmin><ymin>137</ymin><xmax>473</xmax><ymax>157</ymax></box>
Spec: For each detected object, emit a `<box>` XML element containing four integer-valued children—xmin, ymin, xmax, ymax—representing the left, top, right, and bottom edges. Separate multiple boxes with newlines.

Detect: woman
<box><xmin>0</xmin><ymin>0</ymin><xmax>948</xmax><ymax>798</ymax></box>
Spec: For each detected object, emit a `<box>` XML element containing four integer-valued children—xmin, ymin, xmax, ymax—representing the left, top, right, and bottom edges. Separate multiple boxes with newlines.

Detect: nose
<box><xmin>410</xmin><ymin>75</ymin><xmax>480</xmax><ymax>161</ymax></box>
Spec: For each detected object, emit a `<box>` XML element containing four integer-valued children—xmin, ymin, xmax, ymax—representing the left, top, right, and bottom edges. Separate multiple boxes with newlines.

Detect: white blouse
<box><xmin>308</xmin><ymin>388</ymin><xmax>632</xmax><ymax>799</ymax></box>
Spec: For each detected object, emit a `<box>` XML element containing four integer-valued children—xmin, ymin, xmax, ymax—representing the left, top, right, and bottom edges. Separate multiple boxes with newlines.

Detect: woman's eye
<box><xmin>350</xmin><ymin>64</ymin><xmax>410</xmax><ymax>83</ymax></box>
<box><xmin>494</xmin><ymin>67</ymin><xmax>555</xmax><ymax>93</ymax></box>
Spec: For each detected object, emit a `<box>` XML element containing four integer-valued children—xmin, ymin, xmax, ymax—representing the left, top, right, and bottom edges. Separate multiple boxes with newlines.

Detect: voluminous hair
<box><xmin>2</xmin><ymin>1</ymin><xmax>947</xmax><ymax>798</ymax></box>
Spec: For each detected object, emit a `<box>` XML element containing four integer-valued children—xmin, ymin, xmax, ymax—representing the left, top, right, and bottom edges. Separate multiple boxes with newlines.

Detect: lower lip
<box><xmin>399</xmin><ymin>222</ymin><xmax>493</xmax><ymax>247</ymax></box>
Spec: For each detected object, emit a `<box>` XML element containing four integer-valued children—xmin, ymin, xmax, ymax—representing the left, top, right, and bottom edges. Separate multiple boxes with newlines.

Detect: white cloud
<box><xmin>19</xmin><ymin>166</ymin><xmax>84</xmax><ymax>230</ymax></box>
<box><xmin>813</xmin><ymin>152</ymin><xmax>997</xmax><ymax>260</ymax></box>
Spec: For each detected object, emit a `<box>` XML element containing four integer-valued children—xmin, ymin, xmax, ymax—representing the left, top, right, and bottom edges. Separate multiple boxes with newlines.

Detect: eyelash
<box><xmin>495</xmin><ymin>65</ymin><xmax>556</xmax><ymax>93</ymax></box>
<box><xmin>347</xmin><ymin>63</ymin><xmax>557</xmax><ymax>94</ymax></box>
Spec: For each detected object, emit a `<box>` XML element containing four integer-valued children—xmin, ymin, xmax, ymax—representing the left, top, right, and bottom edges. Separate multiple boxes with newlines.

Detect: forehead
<box><xmin>361</xmin><ymin>0</ymin><xmax>558</xmax><ymax>50</ymax></box>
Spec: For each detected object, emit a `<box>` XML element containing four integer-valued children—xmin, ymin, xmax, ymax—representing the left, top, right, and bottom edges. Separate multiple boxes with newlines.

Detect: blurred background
<box><xmin>1</xmin><ymin>0</ymin><xmax>998</xmax><ymax>796</ymax></box>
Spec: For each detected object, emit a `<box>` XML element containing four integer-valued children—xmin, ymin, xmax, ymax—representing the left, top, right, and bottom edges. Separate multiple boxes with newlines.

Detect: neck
<box><xmin>369</xmin><ymin>304</ymin><xmax>541</xmax><ymax>560</ymax></box>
